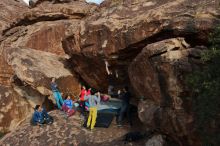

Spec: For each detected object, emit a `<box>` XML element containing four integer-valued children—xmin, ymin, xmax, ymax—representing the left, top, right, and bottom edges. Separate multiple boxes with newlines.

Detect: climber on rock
<box><xmin>84</xmin><ymin>91</ymin><xmax>101</xmax><ymax>130</ymax></box>
<box><xmin>62</xmin><ymin>95</ymin><xmax>75</xmax><ymax>117</ymax></box>
<box><xmin>51</xmin><ymin>78</ymin><xmax>64</xmax><ymax>109</ymax></box>
<box><xmin>31</xmin><ymin>105</ymin><xmax>53</xmax><ymax>126</ymax></box>
<box><xmin>117</xmin><ymin>86</ymin><xmax>132</xmax><ymax>127</ymax></box>
<box><xmin>105</xmin><ymin>60</ymin><xmax>118</xmax><ymax>97</ymax></box>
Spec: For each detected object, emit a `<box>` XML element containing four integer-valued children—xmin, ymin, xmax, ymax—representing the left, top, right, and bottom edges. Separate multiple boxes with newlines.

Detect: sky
<box><xmin>22</xmin><ymin>0</ymin><xmax>105</xmax><ymax>5</ymax></box>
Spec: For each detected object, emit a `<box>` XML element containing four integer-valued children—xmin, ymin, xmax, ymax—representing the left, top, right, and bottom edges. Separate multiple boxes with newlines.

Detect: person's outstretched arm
<box><xmin>105</xmin><ymin>60</ymin><xmax>111</xmax><ymax>75</ymax></box>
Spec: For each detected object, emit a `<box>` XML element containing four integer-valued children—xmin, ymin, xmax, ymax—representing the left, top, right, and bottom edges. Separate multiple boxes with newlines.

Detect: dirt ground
<box><xmin>0</xmin><ymin>110</ymin><xmax>147</xmax><ymax>146</ymax></box>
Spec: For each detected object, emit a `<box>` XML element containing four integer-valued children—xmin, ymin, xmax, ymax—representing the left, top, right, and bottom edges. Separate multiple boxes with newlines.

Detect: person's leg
<box><xmin>87</xmin><ymin>108</ymin><xmax>93</xmax><ymax>128</ymax></box>
<box><xmin>62</xmin><ymin>104</ymin><xmax>69</xmax><ymax>112</ymax></box>
<box><xmin>90</xmin><ymin>107</ymin><xmax>97</xmax><ymax>130</ymax></box>
<box><xmin>42</xmin><ymin>108</ymin><xmax>50</xmax><ymax>120</ymax></box>
<box><xmin>82</xmin><ymin>101</ymin><xmax>86</xmax><ymax>113</ymax></box>
<box><xmin>80</xmin><ymin>101</ymin><xmax>86</xmax><ymax>115</ymax></box>
<box><xmin>53</xmin><ymin>92</ymin><xmax>62</xmax><ymax>109</ymax></box>
<box><xmin>39</xmin><ymin>118</ymin><xmax>45</xmax><ymax>124</ymax></box>
<box><xmin>68</xmin><ymin>109</ymin><xmax>75</xmax><ymax>117</ymax></box>
<box><xmin>126</xmin><ymin>104</ymin><xmax>132</xmax><ymax>126</ymax></box>
<box><xmin>118</xmin><ymin>104</ymin><xmax>127</xmax><ymax>125</ymax></box>
<box><xmin>57</xmin><ymin>92</ymin><xmax>64</xmax><ymax>105</ymax></box>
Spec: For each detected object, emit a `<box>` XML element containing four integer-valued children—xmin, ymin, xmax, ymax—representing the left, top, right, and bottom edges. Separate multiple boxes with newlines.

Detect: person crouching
<box><xmin>31</xmin><ymin>105</ymin><xmax>53</xmax><ymax>126</ymax></box>
<box><xmin>62</xmin><ymin>95</ymin><xmax>75</xmax><ymax>117</ymax></box>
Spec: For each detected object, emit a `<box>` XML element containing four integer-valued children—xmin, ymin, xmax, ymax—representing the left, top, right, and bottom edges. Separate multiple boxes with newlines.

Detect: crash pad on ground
<box><xmin>83</xmin><ymin>112</ymin><xmax>115</xmax><ymax>128</ymax></box>
<box><xmin>98</xmin><ymin>98</ymin><xmax>122</xmax><ymax>111</ymax></box>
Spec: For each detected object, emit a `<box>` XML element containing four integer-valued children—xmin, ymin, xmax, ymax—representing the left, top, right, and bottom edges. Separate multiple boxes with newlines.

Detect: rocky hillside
<box><xmin>0</xmin><ymin>0</ymin><xmax>220</xmax><ymax>146</ymax></box>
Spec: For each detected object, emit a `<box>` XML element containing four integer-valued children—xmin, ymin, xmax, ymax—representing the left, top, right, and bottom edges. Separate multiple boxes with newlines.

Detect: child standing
<box><xmin>84</xmin><ymin>92</ymin><xmax>101</xmax><ymax>130</ymax></box>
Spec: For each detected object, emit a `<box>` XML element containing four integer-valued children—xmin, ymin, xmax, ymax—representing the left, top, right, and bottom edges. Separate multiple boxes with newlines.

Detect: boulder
<box><xmin>0</xmin><ymin>0</ymin><xmax>94</xmax><ymax>131</ymax></box>
<box><xmin>0</xmin><ymin>47</ymin><xmax>81</xmax><ymax>131</ymax></box>
<box><xmin>128</xmin><ymin>38</ymin><xmax>205</xmax><ymax>104</ymax></box>
<box><xmin>0</xmin><ymin>86</ymin><xmax>31</xmax><ymax>132</ymax></box>
<box><xmin>145</xmin><ymin>135</ymin><xmax>165</xmax><ymax>146</ymax></box>
<box><xmin>0</xmin><ymin>55</ymin><xmax>14</xmax><ymax>87</ymax></box>
<box><xmin>5</xmin><ymin>47</ymin><xmax>81</xmax><ymax>97</ymax></box>
<box><xmin>132</xmin><ymin>38</ymin><xmax>205</xmax><ymax>145</ymax></box>
<box><xmin>0</xmin><ymin>0</ymin><xmax>28</xmax><ymax>32</ymax></box>
<box><xmin>63</xmin><ymin>0</ymin><xmax>219</xmax><ymax>91</ymax></box>
<box><xmin>1</xmin><ymin>0</ymin><xmax>96</xmax><ymax>55</ymax></box>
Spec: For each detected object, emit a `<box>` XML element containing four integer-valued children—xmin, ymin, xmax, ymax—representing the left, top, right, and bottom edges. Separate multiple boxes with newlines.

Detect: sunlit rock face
<box><xmin>0</xmin><ymin>0</ymin><xmax>219</xmax><ymax>145</ymax></box>
<box><xmin>0</xmin><ymin>86</ymin><xmax>31</xmax><ymax>132</ymax></box>
<box><xmin>0</xmin><ymin>0</ymin><xmax>28</xmax><ymax>32</ymax></box>
<box><xmin>0</xmin><ymin>0</ymin><xmax>95</xmax><ymax>132</ymax></box>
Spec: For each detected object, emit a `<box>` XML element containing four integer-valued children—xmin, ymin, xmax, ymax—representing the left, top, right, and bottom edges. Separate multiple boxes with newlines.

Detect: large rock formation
<box><xmin>0</xmin><ymin>0</ymin><xmax>96</xmax><ymax>132</ymax></box>
<box><xmin>129</xmin><ymin>37</ymin><xmax>205</xmax><ymax>145</ymax></box>
<box><xmin>62</xmin><ymin>0</ymin><xmax>219</xmax><ymax>145</ymax></box>
<box><xmin>0</xmin><ymin>86</ymin><xmax>31</xmax><ymax>132</ymax></box>
<box><xmin>0</xmin><ymin>0</ymin><xmax>219</xmax><ymax>145</ymax></box>
<box><xmin>63</xmin><ymin>0</ymin><xmax>219</xmax><ymax>90</ymax></box>
<box><xmin>0</xmin><ymin>0</ymin><xmax>28</xmax><ymax>32</ymax></box>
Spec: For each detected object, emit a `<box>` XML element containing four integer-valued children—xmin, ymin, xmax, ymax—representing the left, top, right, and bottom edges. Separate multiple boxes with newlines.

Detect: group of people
<box><xmin>105</xmin><ymin>63</ymin><xmax>133</xmax><ymax>127</ymax></box>
<box><xmin>32</xmin><ymin>77</ymin><xmax>132</xmax><ymax>129</ymax></box>
<box><xmin>78</xmin><ymin>85</ymin><xmax>101</xmax><ymax>130</ymax></box>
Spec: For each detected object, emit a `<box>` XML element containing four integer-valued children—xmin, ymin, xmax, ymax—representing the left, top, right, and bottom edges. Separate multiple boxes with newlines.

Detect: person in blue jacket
<box><xmin>62</xmin><ymin>95</ymin><xmax>75</xmax><ymax>117</ymax></box>
<box><xmin>32</xmin><ymin>105</ymin><xmax>53</xmax><ymax>126</ymax></box>
<box><xmin>51</xmin><ymin>78</ymin><xmax>64</xmax><ymax>109</ymax></box>
<box><xmin>63</xmin><ymin>95</ymin><xmax>73</xmax><ymax>109</ymax></box>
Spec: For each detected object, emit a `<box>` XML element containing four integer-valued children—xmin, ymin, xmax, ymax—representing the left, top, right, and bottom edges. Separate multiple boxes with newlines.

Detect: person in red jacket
<box><xmin>85</xmin><ymin>88</ymin><xmax>92</xmax><ymax>111</ymax></box>
<box><xmin>80</xmin><ymin>86</ymin><xmax>87</xmax><ymax>101</ymax></box>
<box><xmin>87</xmin><ymin>88</ymin><xmax>91</xmax><ymax>96</ymax></box>
<box><xmin>79</xmin><ymin>86</ymin><xmax>87</xmax><ymax>114</ymax></box>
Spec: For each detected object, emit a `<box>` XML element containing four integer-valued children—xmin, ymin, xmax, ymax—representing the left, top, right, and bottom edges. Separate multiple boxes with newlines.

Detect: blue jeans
<box><xmin>118</xmin><ymin>103</ymin><xmax>132</xmax><ymax>126</ymax></box>
<box><xmin>53</xmin><ymin>91</ymin><xmax>64</xmax><ymax>109</ymax></box>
